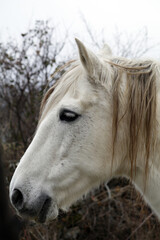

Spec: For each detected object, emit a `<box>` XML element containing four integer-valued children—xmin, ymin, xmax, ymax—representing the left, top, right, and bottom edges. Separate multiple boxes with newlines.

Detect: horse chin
<box><xmin>16</xmin><ymin>202</ymin><xmax>58</xmax><ymax>224</ymax></box>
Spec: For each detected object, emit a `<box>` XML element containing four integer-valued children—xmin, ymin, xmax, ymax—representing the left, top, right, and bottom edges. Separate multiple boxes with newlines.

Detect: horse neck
<box><xmin>133</xmin><ymin>157</ymin><xmax>160</xmax><ymax>218</ymax></box>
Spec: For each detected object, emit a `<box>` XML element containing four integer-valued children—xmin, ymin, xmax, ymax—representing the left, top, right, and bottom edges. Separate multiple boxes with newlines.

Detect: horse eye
<box><xmin>59</xmin><ymin>109</ymin><xmax>80</xmax><ymax>122</ymax></box>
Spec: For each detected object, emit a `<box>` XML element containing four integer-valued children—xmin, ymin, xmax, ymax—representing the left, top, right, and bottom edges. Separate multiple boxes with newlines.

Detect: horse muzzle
<box><xmin>10</xmin><ymin>188</ymin><xmax>53</xmax><ymax>223</ymax></box>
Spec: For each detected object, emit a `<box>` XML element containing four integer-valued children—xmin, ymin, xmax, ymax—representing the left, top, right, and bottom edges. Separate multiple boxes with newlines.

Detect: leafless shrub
<box><xmin>0</xmin><ymin>20</ymin><xmax>66</xmax><ymax>148</ymax></box>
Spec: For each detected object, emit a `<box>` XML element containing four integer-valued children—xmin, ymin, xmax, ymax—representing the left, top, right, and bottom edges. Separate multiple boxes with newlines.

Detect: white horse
<box><xmin>9</xmin><ymin>39</ymin><xmax>160</xmax><ymax>224</ymax></box>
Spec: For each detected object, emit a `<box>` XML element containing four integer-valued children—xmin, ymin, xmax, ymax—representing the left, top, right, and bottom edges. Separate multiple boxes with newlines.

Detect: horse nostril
<box><xmin>11</xmin><ymin>189</ymin><xmax>24</xmax><ymax>210</ymax></box>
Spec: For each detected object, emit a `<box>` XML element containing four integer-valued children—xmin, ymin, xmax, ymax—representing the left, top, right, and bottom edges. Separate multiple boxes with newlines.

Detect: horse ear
<box><xmin>99</xmin><ymin>44</ymin><xmax>112</xmax><ymax>56</ymax></box>
<box><xmin>75</xmin><ymin>38</ymin><xmax>102</xmax><ymax>79</ymax></box>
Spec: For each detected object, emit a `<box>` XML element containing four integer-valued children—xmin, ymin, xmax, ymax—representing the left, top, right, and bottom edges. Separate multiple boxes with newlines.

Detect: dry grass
<box><xmin>19</xmin><ymin>180</ymin><xmax>160</xmax><ymax>240</ymax></box>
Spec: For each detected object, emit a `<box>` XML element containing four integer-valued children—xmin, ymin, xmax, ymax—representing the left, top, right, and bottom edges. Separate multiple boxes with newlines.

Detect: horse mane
<box><xmin>110</xmin><ymin>58</ymin><xmax>157</xmax><ymax>183</ymax></box>
<box><xmin>39</xmin><ymin>57</ymin><xmax>158</xmax><ymax>183</ymax></box>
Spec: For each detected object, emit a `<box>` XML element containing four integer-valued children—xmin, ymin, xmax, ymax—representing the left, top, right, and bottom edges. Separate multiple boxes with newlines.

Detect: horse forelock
<box><xmin>39</xmin><ymin>57</ymin><xmax>158</xmax><ymax>184</ymax></box>
<box><xmin>38</xmin><ymin>61</ymin><xmax>83</xmax><ymax>124</ymax></box>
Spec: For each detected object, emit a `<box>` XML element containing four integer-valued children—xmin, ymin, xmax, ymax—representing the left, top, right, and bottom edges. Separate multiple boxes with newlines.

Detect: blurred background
<box><xmin>0</xmin><ymin>0</ymin><xmax>160</xmax><ymax>239</ymax></box>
